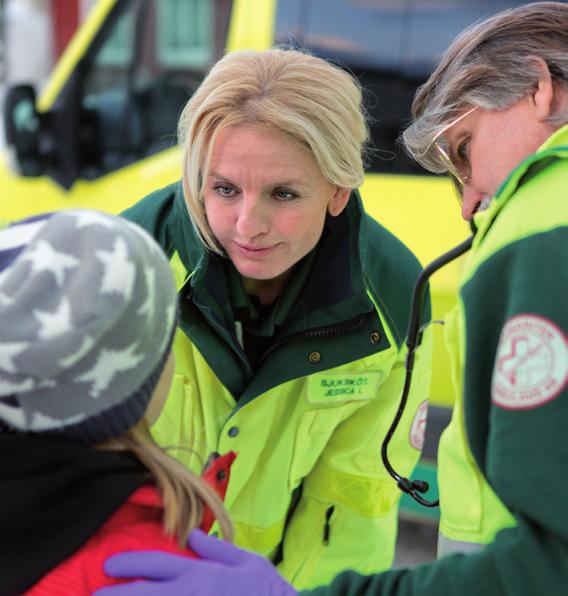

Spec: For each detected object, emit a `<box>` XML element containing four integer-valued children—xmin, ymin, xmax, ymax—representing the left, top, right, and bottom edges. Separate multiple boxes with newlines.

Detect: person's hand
<box><xmin>94</xmin><ymin>529</ymin><xmax>298</xmax><ymax>596</ymax></box>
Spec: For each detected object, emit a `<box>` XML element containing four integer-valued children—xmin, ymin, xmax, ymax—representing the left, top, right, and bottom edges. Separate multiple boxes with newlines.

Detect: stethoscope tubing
<box><xmin>381</xmin><ymin>236</ymin><xmax>474</xmax><ymax>508</ymax></box>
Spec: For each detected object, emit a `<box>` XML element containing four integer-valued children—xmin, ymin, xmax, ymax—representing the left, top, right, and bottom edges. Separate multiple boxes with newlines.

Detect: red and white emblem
<box><xmin>492</xmin><ymin>314</ymin><xmax>567</xmax><ymax>410</ymax></box>
<box><xmin>409</xmin><ymin>400</ymin><xmax>428</xmax><ymax>450</ymax></box>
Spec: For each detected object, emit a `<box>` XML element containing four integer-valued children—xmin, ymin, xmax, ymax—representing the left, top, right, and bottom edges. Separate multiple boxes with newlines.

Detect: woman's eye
<box><xmin>274</xmin><ymin>189</ymin><xmax>298</xmax><ymax>201</ymax></box>
<box><xmin>214</xmin><ymin>185</ymin><xmax>235</xmax><ymax>197</ymax></box>
<box><xmin>457</xmin><ymin>139</ymin><xmax>470</xmax><ymax>163</ymax></box>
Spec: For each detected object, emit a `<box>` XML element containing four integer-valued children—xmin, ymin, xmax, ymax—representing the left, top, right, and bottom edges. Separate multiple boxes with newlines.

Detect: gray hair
<box><xmin>403</xmin><ymin>1</ymin><xmax>568</xmax><ymax>173</ymax></box>
<box><xmin>177</xmin><ymin>48</ymin><xmax>369</xmax><ymax>253</ymax></box>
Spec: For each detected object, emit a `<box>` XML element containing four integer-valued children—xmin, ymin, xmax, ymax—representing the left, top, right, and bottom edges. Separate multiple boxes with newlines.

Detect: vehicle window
<box><xmin>275</xmin><ymin>0</ymin><xmax>539</xmax><ymax>176</ymax></box>
<box><xmin>78</xmin><ymin>0</ymin><xmax>228</xmax><ymax>179</ymax></box>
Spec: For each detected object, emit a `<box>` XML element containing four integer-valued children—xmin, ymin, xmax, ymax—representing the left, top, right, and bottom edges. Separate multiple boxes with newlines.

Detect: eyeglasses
<box><xmin>431</xmin><ymin>106</ymin><xmax>478</xmax><ymax>200</ymax></box>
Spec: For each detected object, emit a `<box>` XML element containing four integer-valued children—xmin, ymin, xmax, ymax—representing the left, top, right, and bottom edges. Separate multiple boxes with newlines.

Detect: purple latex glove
<box><xmin>94</xmin><ymin>529</ymin><xmax>298</xmax><ymax>596</ymax></box>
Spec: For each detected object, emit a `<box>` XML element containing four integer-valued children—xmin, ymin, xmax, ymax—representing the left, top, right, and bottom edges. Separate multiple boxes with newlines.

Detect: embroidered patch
<box><xmin>492</xmin><ymin>314</ymin><xmax>567</xmax><ymax>410</ymax></box>
<box><xmin>306</xmin><ymin>372</ymin><xmax>382</xmax><ymax>403</ymax></box>
<box><xmin>409</xmin><ymin>400</ymin><xmax>428</xmax><ymax>450</ymax></box>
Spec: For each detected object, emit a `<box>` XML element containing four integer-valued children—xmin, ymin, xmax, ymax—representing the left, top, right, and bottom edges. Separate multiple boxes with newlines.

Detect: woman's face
<box><xmin>203</xmin><ymin>124</ymin><xmax>350</xmax><ymax>288</ymax></box>
<box><xmin>442</xmin><ymin>96</ymin><xmax>556</xmax><ymax>220</ymax></box>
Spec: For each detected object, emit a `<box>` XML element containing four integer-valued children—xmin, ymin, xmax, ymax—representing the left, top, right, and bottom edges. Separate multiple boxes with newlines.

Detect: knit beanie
<box><xmin>0</xmin><ymin>210</ymin><xmax>178</xmax><ymax>443</ymax></box>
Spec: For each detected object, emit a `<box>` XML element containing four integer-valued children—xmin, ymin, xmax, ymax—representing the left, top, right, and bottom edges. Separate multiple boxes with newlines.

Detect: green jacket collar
<box><xmin>171</xmin><ymin>183</ymin><xmax>375</xmax><ymax>339</ymax></box>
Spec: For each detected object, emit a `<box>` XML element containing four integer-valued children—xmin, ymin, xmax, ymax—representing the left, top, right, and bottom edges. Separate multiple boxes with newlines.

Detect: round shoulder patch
<box><xmin>492</xmin><ymin>314</ymin><xmax>567</xmax><ymax>410</ymax></box>
<box><xmin>409</xmin><ymin>400</ymin><xmax>428</xmax><ymax>450</ymax></box>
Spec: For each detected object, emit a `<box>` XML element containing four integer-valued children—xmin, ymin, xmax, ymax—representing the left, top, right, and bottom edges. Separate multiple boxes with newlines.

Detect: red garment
<box><xmin>26</xmin><ymin>485</ymin><xmax>194</xmax><ymax>594</ymax></box>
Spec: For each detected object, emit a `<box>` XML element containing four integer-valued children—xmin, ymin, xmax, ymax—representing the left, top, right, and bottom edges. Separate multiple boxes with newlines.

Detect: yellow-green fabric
<box><xmin>123</xmin><ymin>185</ymin><xmax>432</xmax><ymax>589</ymax></box>
<box><xmin>437</xmin><ymin>305</ymin><xmax>515</xmax><ymax>553</ymax></box>
<box><xmin>436</xmin><ymin>127</ymin><xmax>568</xmax><ymax>553</ymax></box>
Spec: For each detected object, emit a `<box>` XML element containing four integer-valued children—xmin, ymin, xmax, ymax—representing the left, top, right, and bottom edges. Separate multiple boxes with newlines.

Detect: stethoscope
<box><xmin>380</xmin><ymin>235</ymin><xmax>474</xmax><ymax>507</ymax></box>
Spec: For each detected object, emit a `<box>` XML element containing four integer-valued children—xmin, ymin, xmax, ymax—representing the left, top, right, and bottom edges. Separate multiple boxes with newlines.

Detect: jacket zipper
<box><xmin>259</xmin><ymin>312</ymin><xmax>371</xmax><ymax>366</ymax></box>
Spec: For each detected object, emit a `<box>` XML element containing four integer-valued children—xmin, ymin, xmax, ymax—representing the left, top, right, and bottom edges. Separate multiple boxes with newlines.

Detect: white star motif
<box><xmin>137</xmin><ymin>266</ymin><xmax>156</xmax><ymax>320</ymax></box>
<box><xmin>0</xmin><ymin>376</ymin><xmax>34</xmax><ymax>397</ymax></box>
<box><xmin>70</xmin><ymin>211</ymin><xmax>117</xmax><ymax>229</ymax></box>
<box><xmin>96</xmin><ymin>238</ymin><xmax>136</xmax><ymax>300</ymax></box>
<box><xmin>0</xmin><ymin>291</ymin><xmax>14</xmax><ymax>306</ymax></box>
<box><xmin>124</xmin><ymin>220</ymin><xmax>160</xmax><ymax>253</ymax></box>
<box><xmin>0</xmin><ymin>342</ymin><xmax>28</xmax><ymax>374</ymax></box>
<box><xmin>157</xmin><ymin>303</ymin><xmax>176</xmax><ymax>355</ymax></box>
<box><xmin>30</xmin><ymin>411</ymin><xmax>86</xmax><ymax>431</ymax></box>
<box><xmin>34</xmin><ymin>298</ymin><xmax>73</xmax><ymax>339</ymax></box>
<box><xmin>21</xmin><ymin>240</ymin><xmax>79</xmax><ymax>286</ymax></box>
<box><xmin>0</xmin><ymin>400</ymin><xmax>26</xmax><ymax>428</ymax></box>
<box><xmin>59</xmin><ymin>335</ymin><xmax>95</xmax><ymax>368</ymax></box>
<box><xmin>0</xmin><ymin>267</ymin><xmax>12</xmax><ymax>286</ymax></box>
<box><xmin>77</xmin><ymin>343</ymin><xmax>144</xmax><ymax>398</ymax></box>
<box><xmin>0</xmin><ymin>219</ymin><xmax>46</xmax><ymax>251</ymax></box>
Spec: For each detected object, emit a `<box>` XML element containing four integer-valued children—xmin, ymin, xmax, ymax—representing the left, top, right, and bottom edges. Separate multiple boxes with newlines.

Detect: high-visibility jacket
<box><xmin>301</xmin><ymin>125</ymin><xmax>568</xmax><ymax>596</ymax></box>
<box><xmin>123</xmin><ymin>184</ymin><xmax>432</xmax><ymax>589</ymax></box>
<box><xmin>436</xmin><ymin>306</ymin><xmax>516</xmax><ymax>557</ymax></box>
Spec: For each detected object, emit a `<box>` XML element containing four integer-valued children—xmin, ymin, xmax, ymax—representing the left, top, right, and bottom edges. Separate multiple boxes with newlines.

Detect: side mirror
<box><xmin>3</xmin><ymin>84</ymin><xmax>44</xmax><ymax>176</ymax></box>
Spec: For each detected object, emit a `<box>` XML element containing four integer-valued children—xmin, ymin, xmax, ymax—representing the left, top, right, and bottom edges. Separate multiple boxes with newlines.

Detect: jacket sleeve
<box><xmin>277</xmin><ymin>325</ymin><xmax>433</xmax><ymax>590</ymax></box>
<box><xmin>301</xmin><ymin>222</ymin><xmax>568</xmax><ymax>596</ymax></box>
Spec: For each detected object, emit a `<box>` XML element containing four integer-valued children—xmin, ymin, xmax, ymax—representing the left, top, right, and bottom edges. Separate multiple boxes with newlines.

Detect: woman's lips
<box><xmin>233</xmin><ymin>241</ymin><xmax>280</xmax><ymax>257</ymax></box>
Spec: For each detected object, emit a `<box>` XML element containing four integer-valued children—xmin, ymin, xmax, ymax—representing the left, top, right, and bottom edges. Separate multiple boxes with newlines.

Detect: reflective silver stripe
<box><xmin>437</xmin><ymin>533</ymin><xmax>485</xmax><ymax>558</ymax></box>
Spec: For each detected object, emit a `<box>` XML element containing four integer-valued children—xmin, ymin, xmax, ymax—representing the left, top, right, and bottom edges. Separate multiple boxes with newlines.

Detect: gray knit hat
<box><xmin>0</xmin><ymin>210</ymin><xmax>178</xmax><ymax>442</ymax></box>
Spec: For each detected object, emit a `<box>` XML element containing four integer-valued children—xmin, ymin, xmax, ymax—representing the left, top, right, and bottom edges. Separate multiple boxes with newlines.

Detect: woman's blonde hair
<box><xmin>100</xmin><ymin>420</ymin><xmax>233</xmax><ymax>549</ymax></box>
<box><xmin>177</xmin><ymin>48</ymin><xmax>369</xmax><ymax>253</ymax></box>
<box><xmin>403</xmin><ymin>1</ymin><xmax>568</xmax><ymax>173</ymax></box>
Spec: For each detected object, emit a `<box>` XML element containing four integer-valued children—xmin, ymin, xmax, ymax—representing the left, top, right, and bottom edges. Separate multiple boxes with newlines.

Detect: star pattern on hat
<box><xmin>125</xmin><ymin>220</ymin><xmax>161</xmax><ymax>254</ymax></box>
<box><xmin>0</xmin><ymin>291</ymin><xmax>14</xmax><ymax>306</ymax></box>
<box><xmin>34</xmin><ymin>298</ymin><xmax>73</xmax><ymax>339</ymax></box>
<box><xmin>0</xmin><ymin>400</ymin><xmax>26</xmax><ymax>427</ymax></box>
<box><xmin>0</xmin><ymin>376</ymin><xmax>34</xmax><ymax>397</ymax></box>
<box><xmin>59</xmin><ymin>335</ymin><xmax>95</xmax><ymax>368</ymax></box>
<box><xmin>21</xmin><ymin>240</ymin><xmax>79</xmax><ymax>286</ymax></box>
<box><xmin>30</xmin><ymin>410</ymin><xmax>86</xmax><ymax>431</ymax></box>
<box><xmin>0</xmin><ymin>219</ymin><xmax>47</xmax><ymax>251</ymax></box>
<box><xmin>0</xmin><ymin>266</ymin><xmax>12</xmax><ymax>287</ymax></box>
<box><xmin>72</xmin><ymin>211</ymin><xmax>118</xmax><ymax>229</ymax></box>
<box><xmin>157</xmin><ymin>303</ymin><xmax>176</xmax><ymax>355</ymax></box>
<box><xmin>77</xmin><ymin>342</ymin><xmax>144</xmax><ymax>398</ymax></box>
<box><xmin>137</xmin><ymin>266</ymin><xmax>156</xmax><ymax>320</ymax></box>
<box><xmin>96</xmin><ymin>238</ymin><xmax>136</xmax><ymax>301</ymax></box>
<box><xmin>0</xmin><ymin>342</ymin><xmax>28</xmax><ymax>374</ymax></box>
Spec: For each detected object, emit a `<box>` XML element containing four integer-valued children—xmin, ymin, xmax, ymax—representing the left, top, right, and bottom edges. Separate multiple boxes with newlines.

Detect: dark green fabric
<box><xmin>461</xmin><ymin>229</ymin><xmax>568</xmax><ymax>466</ymax></box>
<box><xmin>122</xmin><ymin>182</ymin><xmax>424</xmax><ymax>403</ymax></box>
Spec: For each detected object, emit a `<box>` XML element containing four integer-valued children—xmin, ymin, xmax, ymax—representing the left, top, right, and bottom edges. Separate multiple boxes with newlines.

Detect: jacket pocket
<box><xmin>289</xmin><ymin>402</ymin><xmax>363</xmax><ymax>491</ymax></box>
<box><xmin>150</xmin><ymin>373</ymin><xmax>198</xmax><ymax>471</ymax></box>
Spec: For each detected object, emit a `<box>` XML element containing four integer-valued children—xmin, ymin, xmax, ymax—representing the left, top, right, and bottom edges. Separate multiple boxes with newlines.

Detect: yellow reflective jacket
<box><xmin>300</xmin><ymin>125</ymin><xmax>568</xmax><ymax>596</ymax></box>
<box><xmin>437</xmin><ymin>126</ymin><xmax>568</xmax><ymax>555</ymax></box>
<box><xmin>123</xmin><ymin>184</ymin><xmax>432</xmax><ymax>589</ymax></box>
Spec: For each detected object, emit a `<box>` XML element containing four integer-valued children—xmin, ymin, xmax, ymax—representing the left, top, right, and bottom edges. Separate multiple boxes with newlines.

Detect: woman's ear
<box><xmin>327</xmin><ymin>187</ymin><xmax>351</xmax><ymax>217</ymax></box>
<box><xmin>530</xmin><ymin>56</ymin><xmax>555</xmax><ymax>122</ymax></box>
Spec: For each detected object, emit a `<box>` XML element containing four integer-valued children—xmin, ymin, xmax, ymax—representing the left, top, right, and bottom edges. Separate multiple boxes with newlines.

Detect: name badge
<box><xmin>307</xmin><ymin>372</ymin><xmax>382</xmax><ymax>403</ymax></box>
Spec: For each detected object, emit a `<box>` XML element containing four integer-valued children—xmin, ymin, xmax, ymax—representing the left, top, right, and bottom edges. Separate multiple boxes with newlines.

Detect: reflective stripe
<box><xmin>437</xmin><ymin>533</ymin><xmax>485</xmax><ymax>558</ymax></box>
<box><xmin>305</xmin><ymin>462</ymin><xmax>399</xmax><ymax>517</ymax></box>
<box><xmin>233</xmin><ymin>517</ymin><xmax>286</xmax><ymax>555</ymax></box>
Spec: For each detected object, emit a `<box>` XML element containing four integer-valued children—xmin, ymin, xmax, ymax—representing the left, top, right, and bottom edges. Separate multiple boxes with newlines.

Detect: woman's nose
<box><xmin>461</xmin><ymin>184</ymin><xmax>484</xmax><ymax>221</ymax></box>
<box><xmin>235</xmin><ymin>194</ymin><xmax>270</xmax><ymax>237</ymax></box>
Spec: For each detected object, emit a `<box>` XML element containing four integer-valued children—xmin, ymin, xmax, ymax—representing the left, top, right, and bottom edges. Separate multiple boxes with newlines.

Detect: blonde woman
<box><xmin>0</xmin><ymin>210</ymin><xmax>232</xmax><ymax>595</ymax></box>
<box><xmin>113</xmin><ymin>48</ymin><xmax>432</xmax><ymax>588</ymax></box>
<box><xmin>102</xmin><ymin>3</ymin><xmax>568</xmax><ymax>596</ymax></box>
